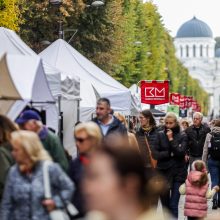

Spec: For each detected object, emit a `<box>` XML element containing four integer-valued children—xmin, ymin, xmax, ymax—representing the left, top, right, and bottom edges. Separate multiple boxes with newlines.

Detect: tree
<box><xmin>19</xmin><ymin>0</ymin><xmax>84</xmax><ymax>52</ymax></box>
<box><xmin>0</xmin><ymin>0</ymin><xmax>21</xmax><ymax>31</ymax></box>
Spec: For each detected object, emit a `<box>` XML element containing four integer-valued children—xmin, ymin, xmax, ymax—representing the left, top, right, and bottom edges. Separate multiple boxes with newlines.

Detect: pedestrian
<box><xmin>202</xmin><ymin>119</ymin><xmax>220</xmax><ymax>209</ymax></box>
<box><xmin>185</xmin><ymin>112</ymin><xmax>210</xmax><ymax>169</ymax></box>
<box><xmin>179</xmin><ymin>160</ymin><xmax>219</xmax><ymax>220</ymax></box>
<box><xmin>0</xmin><ymin>115</ymin><xmax>18</xmax><ymax>202</ymax></box>
<box><xmin>82</xmin><ymin>146</ymin><xmax>171</xmax><ymax>220</ymax></box>
<box><xmin>181</xmin><ymin>119</ymin><xmax>189</xmax><ymax>131</ymax></box>
<box><xmin>16</xmin><ymin>109</ymin><xmax>69</xmax><ymax>171</ymax></box>
<box><xmin>152</xmin><ymin>112</ymin><xmax>188</xmax><ymax>219</ymax></box>
<box><xmin>69</xmin><ymin>121</ymin><xmax>102</xmax><ymax>218</ymax></box>
<box><xmin>135</xmin><ymin>109</ymin><xmax>158</xmax><ymax>169</ymax></box>
<box><xmin>0</xmin><ymin>130</ymin><xmax>74</xmax><ymax>220</ymax></box>
<box><xmin>114</xmin><ymin>112</ymin><xmax>139</xmax><ymax>152</ymax></box>
<box><xmin>92</xmin><ymin>98</ymin><xmax>127</xmax><ymax>138</ymax></box>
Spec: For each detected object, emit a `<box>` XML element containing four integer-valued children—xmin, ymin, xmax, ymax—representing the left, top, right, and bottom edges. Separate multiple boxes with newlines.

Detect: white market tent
<box><xmin>0</xmin><ymin>27</ymin><xmax>83</xmax><ymax>155</ymax></box>
<box><xmin>0</xmin><ymin>54</ymin><xmax>55</xmax><ymax>120</ymax></box>
<box><xmin>0</xmin><ymin>27</ymin><xmax>62</xmax><ymax>99</ymax></box>
<box><xmin>0</xmin><ymin>27</ymin><xmax>64</xmax><ymax>131</ymax></box>
<box><xmin>39</xmin><ymin>39</ymin><xmax>132</xmax><ymax>116</ymax></box>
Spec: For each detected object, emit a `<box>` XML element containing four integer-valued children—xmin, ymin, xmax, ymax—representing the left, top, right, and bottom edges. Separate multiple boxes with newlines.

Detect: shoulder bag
<box><xmin>144</xmin><ymin>136</ymin><xmax>157</xmax><ymax>169</ymax></box>
<box><xmin>43</xmin><ymin>161</ymin><xmax>78</xmax><ymax>220</ymax></box>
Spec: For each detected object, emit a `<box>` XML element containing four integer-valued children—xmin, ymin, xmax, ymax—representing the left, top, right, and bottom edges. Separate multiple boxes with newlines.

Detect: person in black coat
<box><xmin>185</xmin><ymin>112</ymin><xmax>210</xmax><ymax>169</ymax></box>
<box><xmin>135</xmin><ymin>109</ymin><xmax>158</xmax><ymax>169</ymax></box>
<box><xmin>152</xmin><ymin>112</ymin><xmax>188</xmax><ymax>219</ymax></box>
<box><xmin>68</xmin><ymin>122</ymin><xmax>102</xmax><ymax>218</ymax></box>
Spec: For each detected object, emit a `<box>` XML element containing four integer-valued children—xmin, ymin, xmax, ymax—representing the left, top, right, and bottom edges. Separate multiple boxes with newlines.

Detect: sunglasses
<box><xmin>75</xmin><ymin>137</ymin><xmax>89</xmax><ymax>143</ymax></box>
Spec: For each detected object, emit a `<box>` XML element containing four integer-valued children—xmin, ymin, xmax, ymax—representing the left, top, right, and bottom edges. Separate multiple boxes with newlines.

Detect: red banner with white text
<box><xmin>170</xmin><ymin>93</ymin><xmax>180</xmax><ymax>105</ymax></box>
<box><xmin>141</xmin><ymin>80</ymin><xmax>169</xmax><ymax>105</ymax></box>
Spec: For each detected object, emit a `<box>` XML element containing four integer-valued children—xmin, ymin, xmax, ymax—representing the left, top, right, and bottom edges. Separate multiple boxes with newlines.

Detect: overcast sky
<box><xmin>144</xmin><ymin>0</ymin><xmax>220</xmax><ymax>37</ymax></box>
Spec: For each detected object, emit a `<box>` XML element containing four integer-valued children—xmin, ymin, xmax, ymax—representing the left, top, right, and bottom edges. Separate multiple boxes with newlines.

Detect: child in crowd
<box><xmin>179</xmin><ymin>160</ymin><xmax>219</xmax><ymax>220</ymax></box>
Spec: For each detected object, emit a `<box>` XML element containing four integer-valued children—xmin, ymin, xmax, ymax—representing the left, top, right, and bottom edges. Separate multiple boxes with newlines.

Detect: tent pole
<box><xmin>76</xmin><ymin>98</ymin><xmax>81</xmax><ymax>122</ymax></box>
<box><xmin>57</xmin><ymin>95</ymin><xmax>63</xmax><ymax>144</ymax></box>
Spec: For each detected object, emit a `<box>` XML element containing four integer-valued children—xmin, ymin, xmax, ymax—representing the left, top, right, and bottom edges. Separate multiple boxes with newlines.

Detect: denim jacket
<box><xmin>0</xmin><ymin>161</ymin><xmax>74</xmax><ymax>220</ymax></box>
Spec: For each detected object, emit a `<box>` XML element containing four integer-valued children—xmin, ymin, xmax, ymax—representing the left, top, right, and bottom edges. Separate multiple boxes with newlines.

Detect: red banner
<box><xmin>170</xmin><ymin>93</ymin><xmax>180</xmax><ymax>105</ymax></box>
<box><xmin>192</xmin><ymin>100</ymin><xmax>198</xmax><ymax>111</ymax></box>
<box><xmin>186</xmin><ymin>96</ymin><xmax>193</xmax><ymax>108</ymax></box>
<box><xmin>179</xmin><ymin>95</ymin><xmax>186</xmax><ymax>109</ymax></box>
<box><xmin>141</xmin><ymin>80</ymin><xmax>169</xmax><ymax>105</ymax></box>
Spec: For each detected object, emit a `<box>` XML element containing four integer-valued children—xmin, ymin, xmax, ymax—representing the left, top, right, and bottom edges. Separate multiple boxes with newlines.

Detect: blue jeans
<box><xmin>208</xmin><ymin>158</ymin><xmax>220</xmax><ymax>200</ymax></box>
<box><xmin>161</xmin><ymin>181</ymin><xmax>181</xmax><ymax>219</ymax></box>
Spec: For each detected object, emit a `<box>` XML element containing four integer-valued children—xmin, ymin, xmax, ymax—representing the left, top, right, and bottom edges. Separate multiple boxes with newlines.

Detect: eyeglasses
<box><xmin>75</xmin><ymin>137</ymin><xmax>90</xmax><ymax>143</ymax></box>
<box><xmin>193</xmin><ymin>118</ymin><xmax>200</xmax><ymax>120</ymax></box>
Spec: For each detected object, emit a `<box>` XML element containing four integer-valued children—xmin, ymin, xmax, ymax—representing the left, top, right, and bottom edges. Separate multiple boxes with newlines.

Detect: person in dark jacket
<box><xmin>135</xmin><ymin>109</ymin><xmax>158</xmax><ymax>168</ymax></box>
<box><xmin>185</xmin><ymin>112</ymin><xmax>210</xmax><ymax>169</ymax></box>
<box><xmin>0</xmin><ymin>115</ymin><xmax>17</xmax><ymax>202</ymax></box>
<box><xmin>152</xmin><ymin>112</ymin><xmax>188</xmax><ymax>219</ymax></box>
<box><xmin>16</xmin><ymin>110</ymin><xmax>69</xmax><ymax>171</ymax></box>
<box><xmin>69</xmin><ymin>122</ymin><xmax>102</xmax><ymax>218</ymax></box>
<box><xmin>92</xmin><ymin>98</ymin><xmax>127</xmax><ymax>138</ymax></box>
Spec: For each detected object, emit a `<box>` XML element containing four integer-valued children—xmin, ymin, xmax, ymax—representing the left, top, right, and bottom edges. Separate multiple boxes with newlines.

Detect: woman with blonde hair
<box><xmin>114</xmin><ymin>112</ymin><xmax>139</xmax><ymax>152</ymax></box>
<box><xmin>0</xmin><ymin>130</ymin><xmax>74</xmax><ymax>220</ymax></box>
<box><xmin>153</xmin><ymin>112</ymin><xmax>187</xmax><ymax>219</ymax></box>
<box><xmin>69</xmin><ymin>121</ymin><xmax>102</xmax><ymax>218</ymax></box>
<box><xmin>0</xmin><ymin>115</ymin><xmax>18</xmax><ymax>201</ymax></box>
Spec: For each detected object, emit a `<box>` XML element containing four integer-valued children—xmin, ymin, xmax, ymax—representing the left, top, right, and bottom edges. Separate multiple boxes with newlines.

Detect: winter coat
<box><xmin>0</xmin><ymin>161</ymin><xmax>74</xmax><ymax>220</ymax></box>
<box><xmin>152</xmin><ymin>126</ymin><xmax>188</xmax><ymax>183</ymax></box>
<box><xmin>185</xmin><ymin>124</ymin><xmax>210</xmax><ymax>157</ymax></box>
<box><xmin>182</xmin><ymin>171</ymin><xmax>209</xmax><ymax>218</ymax></box>
<box><xmin>0</xmin><ymin>143</ymin><xmax>14</xmax><ymax>201</ymax></box>
<box><xmin>40</xmin><ymin>127</ymin><xmax>69</xmax><ymax>172</ymax></box>
<box><xmin>202</xmin><ymin>126</ymin><xmax>220</xmax><ymax>163</ymax></box>
<box><xmin>93</xmin><ymin>116</ymin><xmax>127</xmax><ymax>137</ymax></box>
<box><xmin>68</xmin><ymin>156</ymin><xmax>85</xmax><ymax>217</ymax></box>
<box><xmin>135</xmin><ymin>127</ymin><xmax>158</xmax><ymax>168</ymax></box>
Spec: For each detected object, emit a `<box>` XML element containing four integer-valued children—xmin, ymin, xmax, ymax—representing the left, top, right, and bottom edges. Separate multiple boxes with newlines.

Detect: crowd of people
<box><xmin>0</xmin><ymin>97</ymin><xmax>219</xmax><ymax>220</ymax></box>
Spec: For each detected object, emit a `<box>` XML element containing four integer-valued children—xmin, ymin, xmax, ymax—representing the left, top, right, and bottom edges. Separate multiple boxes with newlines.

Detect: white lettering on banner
<box><xmin>145</xmin><ymin>87</ymin><xmax>165</xmax><ymax>98</ymax></box>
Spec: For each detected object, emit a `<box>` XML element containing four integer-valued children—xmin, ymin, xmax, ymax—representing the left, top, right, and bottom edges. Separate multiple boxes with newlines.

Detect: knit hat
<box><xmin>16</xmin><ymin>110</ymin><xmax>41</xmax><ymax>124</ymax></box>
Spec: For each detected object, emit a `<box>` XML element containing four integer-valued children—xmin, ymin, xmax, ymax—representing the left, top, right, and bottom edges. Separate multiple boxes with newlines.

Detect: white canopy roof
<box><xmin>39</xmin><ymin>39</ymin><xmax>132</xmax><ymax>113</ymax></box>
<box><xmin>0</xmin><ymin>27</ymin><xmax>62</xmax><ymax>98</ymax></box>
<box><xmin>0</xmin><ymin>54</ymin><xmax>55</xmax><ymax>118</ymax></box>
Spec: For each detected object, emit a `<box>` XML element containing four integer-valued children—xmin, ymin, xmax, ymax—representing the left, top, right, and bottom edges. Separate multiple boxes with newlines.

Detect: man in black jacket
<box><xmin>93</xmin><ymin>98</ymin><xmax>127</xmax><ymax>138</ymax></box>
<box><xmin>185</xmin><ymin>112</ymin><xmax>210</xmax><ymax>169</ymax></box>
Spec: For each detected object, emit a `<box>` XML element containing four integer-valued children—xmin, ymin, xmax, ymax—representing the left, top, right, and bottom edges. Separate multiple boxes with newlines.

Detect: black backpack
<box><xmin>209</xmin><ymin>132</ymin><xmax>220</xmax><ymax>160</ymax></box>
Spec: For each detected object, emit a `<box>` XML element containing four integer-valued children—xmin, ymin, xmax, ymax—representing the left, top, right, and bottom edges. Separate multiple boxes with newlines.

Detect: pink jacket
<box><xmin>184</xmin><ymin>171</ymin><xmax>209</xmax><ymax>218</ymax></box>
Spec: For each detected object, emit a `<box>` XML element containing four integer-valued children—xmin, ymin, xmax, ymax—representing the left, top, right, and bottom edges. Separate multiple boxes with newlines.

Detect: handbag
<box><xmin>43</xmin><ymin>161</ymin><xmax>78</xmax><ymax>220</ymax></box>
<box><xmin>144</xmin><ymin>136</ymin><xmax>157</xmax><ymax>168</ymax></box>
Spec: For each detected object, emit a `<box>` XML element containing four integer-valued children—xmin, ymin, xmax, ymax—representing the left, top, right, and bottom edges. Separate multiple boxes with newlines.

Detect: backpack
<box><xmin>209</xmin><ymin>132</ymin><xmax>220</xmax><ymax>160</ymax></box>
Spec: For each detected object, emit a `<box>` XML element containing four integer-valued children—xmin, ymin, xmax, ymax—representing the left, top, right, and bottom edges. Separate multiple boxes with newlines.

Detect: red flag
<box><xmin>186</xmin><ymin>96</ymin><xmax>193</xmax><ymax>108</ymax></box>
<box><xmin>179</xmin><ymin>95</ymin><xmax>186</xmax><ymax>109</ymax></box>
<box><xmin>170</xmin><ymin>93</ymin><xmax>180</xmax><ymax>105</ymax></box>
<box><xmin>141</xmin><ymin>80</ymin><xmax>169</xmax><ymax>105</ymax></box>
<box><xmin>192</xmin><ymin>100</ymin><xmax>197</xmax><ymax>111</ymax></box>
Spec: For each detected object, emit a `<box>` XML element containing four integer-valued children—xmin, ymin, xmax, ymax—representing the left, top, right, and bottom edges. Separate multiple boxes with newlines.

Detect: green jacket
<box><xmin>0</xmin><ymin>143</ymin><xmax>14</xmax><ymax>201</ymax></box>
<box><xmin>40</xmin><ymin>128</ymin><xmax>69</xmax><ymax>172</ymax></box>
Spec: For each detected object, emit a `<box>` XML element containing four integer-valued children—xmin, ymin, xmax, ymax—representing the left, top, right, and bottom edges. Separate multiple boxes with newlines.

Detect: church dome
<box><xmin>176</xmin><ymin>17</ymin><xmax>213</xmax><ymax>38</ymax></box>
<box><xmin>215</xmin><ymin>48</ymin><xmax>220</xmax><ymax>57</ymax></box>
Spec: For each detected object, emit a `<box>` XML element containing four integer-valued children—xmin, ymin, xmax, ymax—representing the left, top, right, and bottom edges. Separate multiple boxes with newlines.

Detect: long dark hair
<box><xmin>0</xmin><ymin>115</ymin><xmax>18</xmax><ymax>145</ymax></box>
<box><xmin>141</xmin><ymin>109</ymin><xmax>156</xmax><ymax>127</ymax></box>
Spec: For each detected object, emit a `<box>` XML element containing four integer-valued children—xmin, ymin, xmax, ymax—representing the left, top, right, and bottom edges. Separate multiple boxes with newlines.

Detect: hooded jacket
<box><xmin>184</xmin><ymin>170</ymin><xmax>209</xmax><ymax>218</ymax></box>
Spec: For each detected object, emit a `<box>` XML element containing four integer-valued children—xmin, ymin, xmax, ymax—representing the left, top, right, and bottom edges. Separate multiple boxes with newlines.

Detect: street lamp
<box><xmin>91</xmin><ymin>0</ymin><xmax>104</xmax><ymax>7</ymax></box>
<box><xmin>49</xmin><ymin>0</ymin><xmax>62</xmax><ymax>5</ymax></box>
